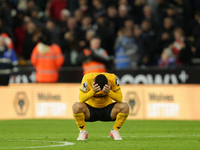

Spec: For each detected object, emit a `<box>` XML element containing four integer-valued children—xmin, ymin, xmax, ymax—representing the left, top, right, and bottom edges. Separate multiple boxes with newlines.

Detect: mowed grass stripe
<box><xmin>0</xmin><ymin>120</ymin><xmax>200</xmax><ymax>150</ymax></box>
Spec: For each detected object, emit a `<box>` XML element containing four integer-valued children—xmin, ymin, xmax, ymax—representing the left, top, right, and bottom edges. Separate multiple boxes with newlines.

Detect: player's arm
<box><xmin>108</xmin><ymin>88</ymin><xmax>122</xmax><ymax>103</ymax></box>
<box><xmin>79</xmin><ymin>89</ymin><xmax>95</xmax><ymax>103</ymax></box>
<box><xmin>79</xmin><ymin>75</ymin><xmax>101</xmax><ymax>102</ymax></box>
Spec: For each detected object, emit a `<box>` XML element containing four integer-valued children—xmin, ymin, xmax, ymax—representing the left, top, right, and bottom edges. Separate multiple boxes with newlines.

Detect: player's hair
<box><xmin>94</xmin><ymin>74</ymin><xmax>108</xmax><ymax>90</ymax></box>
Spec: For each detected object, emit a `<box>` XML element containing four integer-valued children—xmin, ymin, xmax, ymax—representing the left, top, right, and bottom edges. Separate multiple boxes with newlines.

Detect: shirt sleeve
<box><xmin>108</xmin><ymin>75</ymin><xmax>122</xmax><ymax>103</ymax></box>
<box><xmin>79</xmin><ymin>74</ymin><xmax>95</xmax><ymax>102</ymax></box>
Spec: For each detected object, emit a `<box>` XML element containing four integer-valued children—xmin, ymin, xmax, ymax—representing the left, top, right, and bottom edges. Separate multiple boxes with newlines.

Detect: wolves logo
<box><xmin>125</xmin><ymin>92</ymin><xmax>140</xmax><ymax>116</ymax></box>
<box><xmin>13</xmin><ymin>92</ymin><xmax>29</xmax><ymax>115</ymax></box>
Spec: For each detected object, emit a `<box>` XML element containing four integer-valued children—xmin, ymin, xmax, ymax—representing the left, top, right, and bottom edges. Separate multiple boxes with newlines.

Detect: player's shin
<box><xmin>113</xmin><ymin>113</ymin><xmax>129</xmax><ymax>131</ymax></box>
<box><xmin>73</xmin><ymin>113</ymin><xmax>86</xmax><ymax>131</ymax></box>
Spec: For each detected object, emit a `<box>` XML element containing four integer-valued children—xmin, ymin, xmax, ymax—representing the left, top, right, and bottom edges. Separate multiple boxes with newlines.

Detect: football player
<box><xmin>72</xmin><ymin>73</ymin><xmax>129</xmax><ymax>140</ymax></box>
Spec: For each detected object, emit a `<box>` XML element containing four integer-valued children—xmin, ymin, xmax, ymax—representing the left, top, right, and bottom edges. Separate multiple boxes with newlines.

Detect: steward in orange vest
<box><xmin>31</xmin><ymin>33</ymin><xmax>64</xmax><ymax>83</ymax></box>
<box><xmin>76</xmin><ymin>37</ymin><xmax>114</xmax><ymax>75</ymax></box>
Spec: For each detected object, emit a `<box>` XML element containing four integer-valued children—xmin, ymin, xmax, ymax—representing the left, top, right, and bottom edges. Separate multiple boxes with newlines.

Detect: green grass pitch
<box><xmin>0</xmin><ymin>119</ymin><xmax>200</xmax><ymax>150</ymax></box>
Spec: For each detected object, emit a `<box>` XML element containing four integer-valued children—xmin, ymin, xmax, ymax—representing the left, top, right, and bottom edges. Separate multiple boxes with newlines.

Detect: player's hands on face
<box><xmin>92</xmin><ymin>82</ymin><xmax>101</xmax><ymax>93</ymax></box>
<box><xmin>102</xmin><ymin>82</ymin><xmax>111</xmax><ymax>94</ymax></box>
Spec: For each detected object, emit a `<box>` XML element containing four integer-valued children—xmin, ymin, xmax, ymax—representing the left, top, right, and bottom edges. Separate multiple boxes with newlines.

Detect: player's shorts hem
<box><xmin>85</xmin><ymin>102</ymin><xmax>117</xmax><ymax>122</ymax></box>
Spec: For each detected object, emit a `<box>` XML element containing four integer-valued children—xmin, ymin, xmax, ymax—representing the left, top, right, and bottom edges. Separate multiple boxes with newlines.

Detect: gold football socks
<box><xmin>73</xmin><ymin>113</ymin><xmax>86</xmax><ymax>131</ymax></box>
<box><xmin>113</xmin><ymin>113</ymin><xmax>129</xmax><ymax>131</ymax></box>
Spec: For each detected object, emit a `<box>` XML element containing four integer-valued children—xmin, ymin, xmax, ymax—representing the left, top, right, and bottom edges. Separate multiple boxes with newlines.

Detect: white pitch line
<box><xmin>104</xmin><ymin>135</ymin><xmax>200</xmax><ymax>138</ymax></box>
<box><xmin>129</xmin><ymin>135</ymin><xmax>200</xmax><ymax>138</ymax></box>
<box><xmin>0</xmin><ymin>140</ymin><xmax>74</xmax><ymax>149</ymax></box>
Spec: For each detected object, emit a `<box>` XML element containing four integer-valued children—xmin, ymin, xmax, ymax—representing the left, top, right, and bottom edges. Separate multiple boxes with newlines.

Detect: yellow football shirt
<box><xmin>79</xmin><ymin>73</ymin><xmax>123</xmax><ymax>108</ymax></box>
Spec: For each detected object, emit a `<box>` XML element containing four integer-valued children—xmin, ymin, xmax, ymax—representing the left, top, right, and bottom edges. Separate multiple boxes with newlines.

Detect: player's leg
<box><xmin>110</xmin><ymin>102</ymin><xmax>129</xmax><ymax>140</ymax></box>
<box><xmin>72</xmin><ymin>102</ymin><xmax>90</xmax><ymax>140</ymax></box>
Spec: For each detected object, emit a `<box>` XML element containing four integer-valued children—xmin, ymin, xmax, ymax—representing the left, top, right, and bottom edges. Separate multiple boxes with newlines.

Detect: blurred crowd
<box><xmin>0</xmin><ymin>0</ymin><xmax>200</xmax><ymax>68</ymax></box>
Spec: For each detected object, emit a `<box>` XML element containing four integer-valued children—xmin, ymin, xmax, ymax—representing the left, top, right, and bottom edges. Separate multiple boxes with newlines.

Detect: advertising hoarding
<box><xmin>0</xmin><ymin>84</ymin><xmax>200</xmax><ymax>120</ymax></box>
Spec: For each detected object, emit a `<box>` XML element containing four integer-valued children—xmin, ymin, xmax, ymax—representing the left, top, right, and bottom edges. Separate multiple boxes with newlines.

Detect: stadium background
<box><xmin>0</xmin><ymin>0</ymin><xmax>199</xmax><ymax>120</ymax></box>
<box><xmin>0</xmin><ymin>0</ymin><xmax>200</xmax><ymax>149</ymax></box>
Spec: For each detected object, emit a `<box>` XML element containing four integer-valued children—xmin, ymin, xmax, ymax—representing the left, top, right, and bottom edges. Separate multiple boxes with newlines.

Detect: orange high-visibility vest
<box><xmin>31</xmin><ymin>43</ymin><xmax>64</xmax><ymax>83</ymax></box>
<box><xmin>82</xmin><ymin>49</ymin><xmax>107</xmax><ymax>75</ymax></box>
<box><xmin>0</xmin><ymin>33</ymin><xmax>14</xmax><ymax>49</ymax></box>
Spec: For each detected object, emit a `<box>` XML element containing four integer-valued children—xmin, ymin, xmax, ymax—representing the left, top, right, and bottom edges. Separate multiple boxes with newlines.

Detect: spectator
<box><xmin>156</xmin><ymin>0</ymin><xmax>169</xmax><ymax>24</ymax></box>
<box><xmin>133</xmin><ymin>25</ymin><xmax>152</xmax><ymax>66</ymax></box>
<box><xmin>158</xmin><ymin>48</ymin><xmax>177</xmax><ymax>67</ymax></box>
<box><xmin>156</xmin><ymin>17</ymin><xmax>174</xmax><ymax>55</ymax></box>
<box><xmin>30</xmin><ymin>6</ymin><xmax>46</xmax><ymax>27</ymax></box>
<box><xmin>116</xmin><ymin>5</ymin><xmax>130</xmax><ymax>29</ymax></box>
<box><xmin>14</xmin><ymin>20</ymin><xmax>27</xmax><ymax>56</ymax></box>
<box><xmin>76</xmin><ymin>36</ymin><xmax>113</xmax><ymax>75</ymax></box>
<box><xmin>186</xmin><ymin>11</ymin><xmax>200</xmax><ymax>36</ymax></box>
<box><xmin>65</xmin><ymin>17</ymin><xmax>77</xmax><ymax>33</ymax></box>
<box><xmin>132</xmin><ymin>0</ymin><xmax>146</xmax><ymax>24</ymax></box>
<box><xmin>0</xmin><ymin>0</ymin><xmax>13</xmax><ymax>27</ymax></box>
<box><xmin>17</xmin><ymin>0</ymin><xmax>28</xmax><ymax>11</ymax></box>
<box><xmin>115</xmin><ymin>28</ymin><xmax>138</xmax><ymax>68</ymax></box>
<box><xmin>77</xmin><ymin>0</ymin><xmax>90</xmax><ymax>15</ymax></box>
<box><xmin>49</xmin><ymin>0</ymin><xmax>67</xmax><ymax>21</ymax></box>
<box><xmin>169</xmin><ymin>28</ymin><xmax>193</xmax><ymax>65</ymax></box>
<box><xmin>74</xmin><ymin>9</ymin><xmax>83</xmax><ymax>27</ymax></box>
<box><xmin>22</xmin><ymin>21</ymin><xmax>38</xmax><ymax>60</ymax></box>
<box><xmin>173</xmin><ymin>0</ymin><xmax>192</xmax><ymax>28</ymax></box>
<box><xmin>141</xmin><ymin>19</ymin><xmax>156</xmax><ymax>40</ymax></box>
<box><xmin>62</xmin><ymin>0</ymin><xmax>79</xmax><ymax>15</ymax></box>
<box><xmin>85</xmin><ymin>29</ymin><xmax>96</xmax><ymax>48</ymax></box>
<box><xmin>0</xmin><ymin>18</ymin><xmax>15</xmax><ymax>43</ymax></box>
<box><xmin>0</xmin><ymin>36</ymin><xmax>18</xmax><ymax>86</ymax></box>
<box><xmin>34</xmin><ymin>0</ymin><xmax>48</xmax><ymax>12</ymax></box>
<box><xmin>191</xmin><ymin>12</ymin><xmax>200</xmax><ymax>57</ymax></box>
<box><xmin>45</xmin><ymin>18</ymin><xmax>60</xmax><ymax>44</ymax></box>
<box><xmin>147</xmin><ymin>0</ymin><xmax>157</xmax><ymax>10</ymax></box>
<box><xmin>31</xmin><ymin>31</ymin><xmax>64</xmax><ymax>83</ymax></box>
<box><xmin>143</xmin><ymin>5</ymin><xmax>159</xmax><ymax>29</ymax></box>
<box><xmin>0</xmin><ymin>32</ymin><xmax>14</xmax><ymax>51</ymax></box>
<box><xmin>114</xmin><ymin>28</ymin><xmax>124</xmax><ymax>51</ymax></box>
<box><xmin>164</xmin><ymin>3</ymin><xmax>183</xmax><ymax>28</ymax></box>
<box><xmin>59</xmin><ymin>9</ymin><xmax>71</xmax><ymax>33</ymax></box>
<box><xmin>0</xmin><ymin>0</ymin><xmax>198</xmax><ymax>69</ymax></box>
<box><xmin>12</xmin><ymin>10</ymin><xmax>26</xmax><ymax>30</ymax></box>
<box><xmin>60</xmin><ymin>17</ymin><xmax>80</xmax><ymax>43</ymax></box>
<box><xmin>92</xmin><ymin>0</ymin><xmax>106</xmax><ymax>19</ymax></box>
<box><xmin>60</xmin><ymin>9</ymin><xmax>71</xmax><ymax>23</ymax></box>
<box><xmin>104</xmin><ymin>0</ymin><xmax>118</xmax><ymax>8</ymax></box>
<box><xmin>26</xmin><ymin>0</ymin><xmax>36</xmax><ymax>16</ymax></box>
<box><xmin>141</xmin><ymin>19</ymin><xmax>158</xmax><ymax>65</ymax></box>
<box><xmin>78</xmin><ymin>16</ymin><xmax>92</xmax><ymax>48</ymax></box>
<box><xmin>118</xmin><ymin>0</ymin><xmax>132</xmax><ymax>12</ymax></box>
<box><xmin>124</xmin><ymin>19</ymin><xmax>134</xmax><ymax>30</ymax></box>
<box><xmin>60</xmin><ymin>31</ymin><xmax>80</xmax><ymax>66</ymax></box>
<box><xmin>94</xmin><ymin>14</ymin><xmax>115</xmax><ymax>55</ymax></box>
<box><xmin>107</xmin><ymin>5</ymin><xmax>118</xmax><ymax>32</ymax></box>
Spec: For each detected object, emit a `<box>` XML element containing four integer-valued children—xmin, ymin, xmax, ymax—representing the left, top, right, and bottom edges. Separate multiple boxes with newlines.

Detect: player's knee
<box><xmin>119</xmin><ymin>102</ymin><xmax>129</xmax><ymax>113</ymax></box>
<box><xmin>72</xmin><ymin>102</ymin><xmax>86</xmax><ymax>113</ymax></box>
<box><xmin>124</xmin><ymin>102</ymin><xmax>130</xmax><ymax>113</ymax></box>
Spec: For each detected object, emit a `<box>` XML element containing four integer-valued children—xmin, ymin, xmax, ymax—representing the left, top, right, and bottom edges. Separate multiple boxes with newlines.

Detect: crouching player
<box><xmin>72</xmin><ymin>73</ymin><xmax>129</xmax><ymax>140</ymax></box>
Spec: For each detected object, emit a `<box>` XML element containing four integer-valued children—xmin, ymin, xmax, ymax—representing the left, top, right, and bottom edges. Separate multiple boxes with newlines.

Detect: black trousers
<box><xmin>0</xmin><ymin>75</ymin><xmax>10</xmax><ymax>86</ymax></box>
